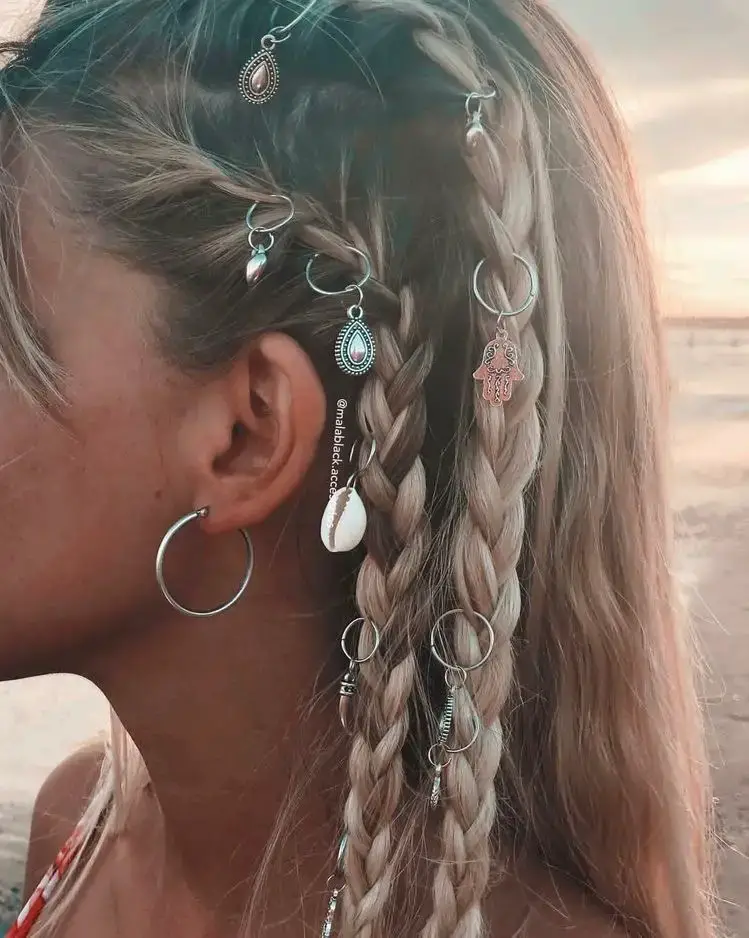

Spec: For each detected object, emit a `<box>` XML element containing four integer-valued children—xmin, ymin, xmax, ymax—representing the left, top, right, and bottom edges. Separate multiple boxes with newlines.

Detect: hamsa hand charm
<box><xmin>473</xmin><ymin>325</ymin><xmax>524</xmax><ymax>406</ymax></box>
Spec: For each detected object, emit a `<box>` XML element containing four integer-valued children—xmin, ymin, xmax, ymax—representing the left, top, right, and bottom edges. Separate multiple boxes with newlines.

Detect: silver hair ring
<box><xmin>445</xmin><ymin>667</ymin><xmax>468</xmax><ymax>692</ymax></box>
<box><xmin>248</xmin><ymin>228</ymin><xmax>274</xmax><ymax>247</ymax></box>
<box><xmin>465</xmin><ymin>83</ymin><xmax>497</xmax><ymax>118</ymax></box>
<box><xmin>262</xmin><ymin>0</ymin><xmax>318</xmax><ymax>48</ymax></box>
<box><xmin>155</xmin><ymin>508</ymin><xmax>254</xmax><ymax>618</ymax></box>
<box><xmin>472</xmin><ymin>254</ymin><xmax>539</xmax><ymax>319</ymax></box>
<box><xmin>341</xmin><ymin>616</ymin><xmax>381</xmax><ymax>665</ymax></box>
<box><xmin>245</xmin><ymin>195</ymin><xmax>295</xmax><ymax>286</ymax></box>
<box><xmin>444</xmin><ymin>705</ymin><xmax>482</xmax><ymax>755</ymax></box>
<box><xmin>305</xmin><ymin>246</ymin><xmax>372</xmax><ymax>297</ymax></box>
<box><xmin>428</xmin><ymin>743</ymin><xmax>452</xmax><ymax>771</ymax></box>
<box><xmin>430</xmin><ymin>608</ymin><xmax>496</xmax><ymax>673</ymax></box>
<box><xmin>245</xmin><ymin>195</ymin><xmax>295</xmax><ymax>234</ymax></box>
<box><xmin>346</xmin><ymin>437</ymin><xmax>377</xmax><ymax>488</ymax></box>
<box><xmin>308</xmin><ymin>247</ymin><xmax>376</xmax><ymax>377</ymax></box>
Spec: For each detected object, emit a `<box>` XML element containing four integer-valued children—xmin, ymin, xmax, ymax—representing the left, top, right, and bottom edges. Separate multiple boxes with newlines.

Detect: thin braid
<box><xmin>341</xmin><ymin>281</ymin><xmax>435</xmax><ymax>938</ymax></box>
<box><xmin>415</xmin><ymin>29</ymin><xmax>545</xmax><ymax>938</ymax></box>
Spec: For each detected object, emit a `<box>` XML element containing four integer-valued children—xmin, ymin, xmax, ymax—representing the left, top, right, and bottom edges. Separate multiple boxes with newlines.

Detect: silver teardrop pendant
<box><xmin>335</xmin><ymin>319</ymin><xmax>376</xmax><ymax>376</ymax></box>
<box><xmin>238</xmin><ymin>50</ymin><xmax>279</xmax><ymax>105</ymax></box>
<box><xmin>245</xmin><ymin>247</ymin><xmax>268</xmax><ymax>285</ymax></box>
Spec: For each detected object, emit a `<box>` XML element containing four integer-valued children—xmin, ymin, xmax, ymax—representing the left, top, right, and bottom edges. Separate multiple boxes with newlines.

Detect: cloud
<box><xmin>633</xmin><ymin>91</ymin><xmax>749</xmax><ymax>175</ymax></box>
<box><xmin>555</xmin><ymin>0</ymin><xmax>749</xmax><ymax>88</ymax></box>
<box><xmin>553</xmin><ymin>0</ymin><xmax>749</xmax><ymax>314</ymax></box>
<box><xmin>657</xmin><ymin>148</ymin><xmax>749</xmax><ymax>190</ymax></box>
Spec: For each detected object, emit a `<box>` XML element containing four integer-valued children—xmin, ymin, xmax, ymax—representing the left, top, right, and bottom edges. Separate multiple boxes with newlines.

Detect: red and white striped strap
<box><xmin>6</xmin><ymin>827</ymin><xmax>84</xmax><ymax>938</ymax></box>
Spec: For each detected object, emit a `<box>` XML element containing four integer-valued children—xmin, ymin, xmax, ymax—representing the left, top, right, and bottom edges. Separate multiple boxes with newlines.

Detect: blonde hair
<box><xmin>0</xmin><ymin>1</ymin><xmax>714</xmax><ymax>936</ymax></box>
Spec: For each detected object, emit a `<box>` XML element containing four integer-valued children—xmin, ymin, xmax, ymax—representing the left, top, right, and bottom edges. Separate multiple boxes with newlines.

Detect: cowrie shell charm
<box><xmin>320</xmin><ymin>486</ymin><xmax>367</xmax><ymax>553</ymax></box>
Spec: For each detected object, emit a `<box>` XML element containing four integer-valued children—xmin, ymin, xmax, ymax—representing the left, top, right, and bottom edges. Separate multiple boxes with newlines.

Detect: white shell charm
<box><xmin>320</xmin><ymin>485</ymin><xmax>367</xmax><ymax>553</ymax></box>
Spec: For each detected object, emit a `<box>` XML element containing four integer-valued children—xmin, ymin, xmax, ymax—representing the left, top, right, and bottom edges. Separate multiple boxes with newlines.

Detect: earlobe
<box><xmin>193</xmin><ymin>332</ymin><xmax>327</xmax><ymax>533</ymax></box>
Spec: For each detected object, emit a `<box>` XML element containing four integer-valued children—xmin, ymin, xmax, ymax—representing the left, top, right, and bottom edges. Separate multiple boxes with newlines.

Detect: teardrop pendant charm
<box><xmin>238</xmin><ymin>49</ymin><xmax>279</xmax><ymax>105</ymax></box>
<box><xmin>335</xmin><ymin>316</ymin><xmax>375</xmax><ymax>376</ymax></box>
<box><xmin>245</xmin><ymin>247</ymin><xmax>268</xmax><ymax>285</ymax></box>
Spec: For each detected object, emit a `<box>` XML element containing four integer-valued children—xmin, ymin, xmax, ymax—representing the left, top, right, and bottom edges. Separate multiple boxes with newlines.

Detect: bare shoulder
<box><xmin>23</xmin><ymin>740</ymin><xmax>107</xmax><ymax>901</ymax></box>
<box><xmin>488</xmin><ymin>857</ymin><xmax>629</xmax><ymax>938</ymax></box>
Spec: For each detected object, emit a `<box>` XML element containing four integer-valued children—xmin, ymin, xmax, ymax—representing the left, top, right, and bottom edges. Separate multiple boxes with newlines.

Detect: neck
<box><xmin>83</xmin><ymin>539</ymin><xmax>348</xmax><ymax>930</ymax></box>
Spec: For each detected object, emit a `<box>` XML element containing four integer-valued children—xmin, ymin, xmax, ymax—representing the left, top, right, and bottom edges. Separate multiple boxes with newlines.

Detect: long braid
<box><xmin>415</xmin><ymin>27</ymin><xmax>545</xmax><ymax>938</ymax></box>
<box><xmin>341</xmin><ymin>268</ymin><xmax>435</xmax><ymax>937</ymax></box>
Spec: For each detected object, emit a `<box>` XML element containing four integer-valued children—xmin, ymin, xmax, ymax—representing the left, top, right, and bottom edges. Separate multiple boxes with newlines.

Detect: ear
<box><xmin>182</xmin><ymin>332</ymin><xmax>327</xmax><ymax>534</ymax></box>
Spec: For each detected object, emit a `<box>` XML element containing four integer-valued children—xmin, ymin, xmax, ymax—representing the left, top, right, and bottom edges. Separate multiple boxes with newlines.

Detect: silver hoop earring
<box><xmin>155</xmin><ymin>508</ymin><xmax>254</xmax><ymax>618</ymax></box>
<box><xmin>245</xmin><ymin>195</ymin><xmax>295</xmax><ymax>286</ymax></box>
<box><xmin>305</xmin><ymin>247</ymin><xmax>376</xmax><ymax>377</ymax></box>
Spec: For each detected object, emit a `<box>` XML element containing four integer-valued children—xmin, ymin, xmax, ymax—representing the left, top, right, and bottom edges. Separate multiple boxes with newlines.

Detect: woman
<box><xmin>0</xmin><ymin>0</ymin><xmax>715</xmax><ymax>936</ymax></box>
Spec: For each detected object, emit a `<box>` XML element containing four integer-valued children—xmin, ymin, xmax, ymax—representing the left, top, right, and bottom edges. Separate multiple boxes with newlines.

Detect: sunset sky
<box><xmin>2</xmin><ymin>0</ymin><xmax>747</xmax><ymax>317</ymax></box>
<box><xmin>557</xmin><ymin>0</ymin><xmax>749</xmax><ymax>317</ymax></box>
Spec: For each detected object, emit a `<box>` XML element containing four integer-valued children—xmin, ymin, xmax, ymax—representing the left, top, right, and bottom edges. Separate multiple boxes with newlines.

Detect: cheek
<box><xmin>0</xmin><ymin>379</ymin><xmax>182</xmax><ymax>680</ymax></box>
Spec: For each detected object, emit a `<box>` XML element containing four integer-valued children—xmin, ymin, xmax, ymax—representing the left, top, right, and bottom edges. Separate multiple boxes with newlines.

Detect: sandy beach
<box><xmin>670</xmin><ymin>325</ymin><xmax>749</xmax><ymax>937</ymax></box>
<box><xmin>0</xmin><ymin>324</ymin><xmax>746</xmax><ymax>932</ymax></box>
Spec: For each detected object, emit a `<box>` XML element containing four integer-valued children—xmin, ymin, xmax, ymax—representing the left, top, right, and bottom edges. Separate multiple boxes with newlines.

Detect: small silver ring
<box><xmin>345</xmin><ymin>437</ymin><xmax>376</xmax><ymax>488</ymax></box>
<box><xmin>156</xmin><ymin>509</ymin><xmax>254</xmax><ymax>618</ymax></box>
<box><xmin>325</xmin><ymin>873</ymin><xmax>346</xmax><ymax>892</ymax></box>
<box><xmin>472</xmin><ymin>254</ymin><xmax>538</xmax><ymax>319</ymax></box>
<box><xmin>269</xmin><ymin>0</ymin><xmax>318</xmax><ymax>43</ymax></box>
<box><xmin>341</xmin><ymin>617</ymin><xmax>380</xmax><ymax>665</ymax></box>
<box><xmin>430</xmin><ymin>609</ymin><xmax>496</xmax><ymax>673</ymax></box>
<box><xmin>246</xmin><ymin>195</ymin><xmax>295</xmax><ymax>234</ymax></box>
<box><xmin>465</xmin><ymin>83</ymin><xmax>497</xmax><ymax>118</ymax></box>
<box><xmin>445</xmin><ymin>667</ymin><xmax>468</xmax><ymax>692</ymax></box>
<box><xmin>346</xmin><ymin>286</ymin><xmax>364</xmax><ymax>308</ymax></box>
<box><xmin>348</xmin><ymin>437</ymin><xmax>377</xmax><ymax>473</ymax></box>
<box><xmin>444</xmin><ymin>707</ymin><xmax>482</xmax><ymax>755</ymax></box>
<box><xmin>305</xmin><ymin>247</ymin><xmax>372</xmax><ymax>297</ymax></box>
<box><xmin>428</xmin><ymin>743</ymin><xmax>451</xmax><ymax>771</ymax></box>
<box><xmin>248</xmin><ymin>230</ymin><xmax>274</xmax><ymax>252</ymax></box>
